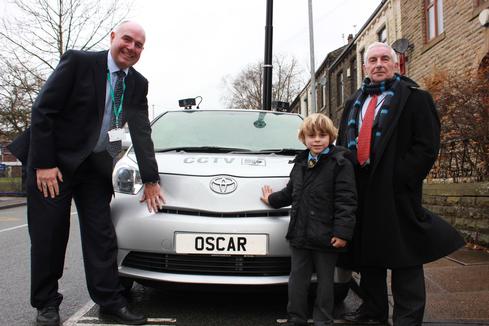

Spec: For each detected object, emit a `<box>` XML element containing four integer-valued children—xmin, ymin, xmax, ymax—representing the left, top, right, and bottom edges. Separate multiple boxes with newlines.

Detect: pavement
<box><xmin>344</xmin><ymin>247</ymin><xmax>489</xmax><ymax>325</ymax></box>
<box><xmin>1</xmin><ymin>196</ymin><xmax>488</xmax><ymax>325</ymax></box>
<box><xmin>0</xmin><ymin>196</ymin><xmax>26</xmax><ymax>209</ymax></box>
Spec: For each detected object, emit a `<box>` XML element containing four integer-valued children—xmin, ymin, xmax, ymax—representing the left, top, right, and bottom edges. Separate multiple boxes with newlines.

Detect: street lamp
<box><xmin>308</xmin><ymin>0</ymin><xmax>317</xmax><ymax>114</ymax></box>
<box><xmin>262</xmin><ymin>0</ymin><xmax>273</xmax><ymax>111</ymax></box>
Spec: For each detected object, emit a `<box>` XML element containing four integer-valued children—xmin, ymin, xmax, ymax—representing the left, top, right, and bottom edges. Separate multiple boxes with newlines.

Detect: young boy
<box><xmin>261</xmin><ymin>113</ymin><xmax>356</xmax><ymax>326</ymax></box>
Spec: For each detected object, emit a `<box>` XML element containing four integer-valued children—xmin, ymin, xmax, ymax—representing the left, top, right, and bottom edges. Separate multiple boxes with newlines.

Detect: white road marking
<box><xmin>63</xmin><ymin>300</ymin><xmax>96</xmax><ymax>326</ymax></box>
<box><xmin>0</xmin><ymin>212</ymin><xmax>77</xmax><ymax>233</ymax></box>
<box><xmin>0</xmin><ymin>224</ymin><xmax>27</xmax><ymax>233</ymax></box>
<box><xmin>278</xmin><ymin>319</ymin><xmax>355</xmax><ymax>324</ymax></box>
<box><xmin>73</xmin><ymin>316</ymin><xmax>176</xmax><ymax>325</ymax></box>
<box><xmin>75</xmin><ymin>324</ymin><xmax>174</xmax><ymax>326</ymax></box>
<box><xmin>63</xmin><ymin>300</ymin><xmax>176</xmax><ymax>325</ymax></box>
<box><xmin>148</xmin><ymin>318</ymin><xmax>177</xmax><ymax>323</ymax></box>
<box><xmin>277</xmin><ymin>319</ymin><xmax>315</xmax><ymax>324</ymax></box>
<box><xmin>76</xmin><ymin>319</ymin><xmax>174</xmax><ymax>326</ymax></box>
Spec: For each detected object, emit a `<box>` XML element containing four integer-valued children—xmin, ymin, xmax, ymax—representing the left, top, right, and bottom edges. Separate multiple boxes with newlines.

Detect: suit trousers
<box><xmin>288</xmin><ymin>246</ymin><xmax>338</xmax><ymax>326</ymax></box>
<box><xmin>359</xmin><ymin>266</ymin><xmax>426</xmax><ymax>326</ymax></box>
<box><xmin>27</xmin><ymin>151</ymin><xmax>126</xmax><ymax>310</ymax></box>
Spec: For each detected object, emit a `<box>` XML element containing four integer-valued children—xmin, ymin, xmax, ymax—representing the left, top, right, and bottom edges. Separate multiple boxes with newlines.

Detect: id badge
<box><xmin>108</xmin><ymin>128</ymin><xmax>124</xmax><ymax>142</ymax></box>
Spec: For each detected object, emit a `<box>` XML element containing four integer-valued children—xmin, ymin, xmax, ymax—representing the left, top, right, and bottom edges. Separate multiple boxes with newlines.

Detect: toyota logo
<box><xmin>209</xmin><ymin>176</ymin><xmax>238</xmax><ymax>194</ymax></box>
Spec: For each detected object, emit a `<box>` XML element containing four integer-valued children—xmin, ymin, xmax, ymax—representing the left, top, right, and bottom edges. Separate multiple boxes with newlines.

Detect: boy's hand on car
<box><xmin>261</xmin><ymin>185</ymin><xmax>273</xmax><ymax>205</ymax></box>
<box><xmin>331</xmin><ymin>236</ymin><xmax>347</xmax><ymax>248</ymax></box>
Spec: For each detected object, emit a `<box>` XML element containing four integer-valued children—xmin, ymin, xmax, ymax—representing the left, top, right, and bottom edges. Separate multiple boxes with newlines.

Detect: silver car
<box><xmin>111</xmin><ymin>109</ymin><xmax>351</xmax><ymax>302</ymax></box>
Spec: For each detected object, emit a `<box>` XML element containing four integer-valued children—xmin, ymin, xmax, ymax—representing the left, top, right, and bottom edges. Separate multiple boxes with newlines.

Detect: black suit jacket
<box><xmin>9</xmin><ymin>50</ymin><xmax>158</xmax><ymax>183</ymax></box>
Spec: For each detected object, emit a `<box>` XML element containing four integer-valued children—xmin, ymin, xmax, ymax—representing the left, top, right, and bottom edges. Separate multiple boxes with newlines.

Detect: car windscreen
<box><xmin>145</xmin><ymin>110</ymin><xmax>305</xmax><ymax>153</ymax></box>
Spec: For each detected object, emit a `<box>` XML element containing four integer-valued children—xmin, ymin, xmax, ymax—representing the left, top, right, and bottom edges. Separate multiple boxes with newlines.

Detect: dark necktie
<box><xmin>107</xmin><ymin>70</ymin><xmax>126</xmax><ymax>158</ymax></box>
<box><xmin>357</xmin><ymin>94</ymin><xmax>378</xmax><ymax>166</ymax></box>
<box><xmin>308</xmin><ymin>158</ymin><xmax>317</xmax><ymax>169</ymax></box>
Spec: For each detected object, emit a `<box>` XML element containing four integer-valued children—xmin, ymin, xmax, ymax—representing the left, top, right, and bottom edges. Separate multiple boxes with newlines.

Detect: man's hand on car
<box><xmin>140</xmin><ymin>182</ymin><xmax>165</xmax><ymax>213</ymax></box>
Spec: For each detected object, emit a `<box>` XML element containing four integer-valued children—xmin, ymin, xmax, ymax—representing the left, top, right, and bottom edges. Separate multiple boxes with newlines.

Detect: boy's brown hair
<box><xmin>298</xmin><ymin>113</ymin><xmax>338</xmax><ymax>145</ymax></box>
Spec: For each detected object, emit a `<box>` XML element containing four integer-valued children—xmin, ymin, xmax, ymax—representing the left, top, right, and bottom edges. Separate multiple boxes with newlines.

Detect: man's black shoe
<box><xmin>99</xmin><ymin>305</ymin><xmax>147</xmax><ymax>325</ymax></box>
<box><xmin>36</xmin><ymin>306</ymin><xmax>60</xmax><ymax>326</ymax></box>
<box><xmin>342</xmin><ymin>309</ymin><xmax>388</xmax><ymax>324</ymax></box>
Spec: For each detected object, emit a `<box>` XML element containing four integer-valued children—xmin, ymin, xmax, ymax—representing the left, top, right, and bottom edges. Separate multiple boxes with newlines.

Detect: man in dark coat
<box><xmin>8</xmin><ymin>21</ymin><xmax>164</xmax><ymax>326</ymax></box>
<box><xmin>337</xmin><ymin>42</ymin><xmax>464</xmax><ymax>326</ymax></box>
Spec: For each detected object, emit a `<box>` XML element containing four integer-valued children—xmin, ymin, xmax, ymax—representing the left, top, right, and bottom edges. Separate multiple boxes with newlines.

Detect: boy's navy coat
<box><xmin>268</xmin><ymin>146</ymin><xmax>357</xmax><ymax>252</ymax></box>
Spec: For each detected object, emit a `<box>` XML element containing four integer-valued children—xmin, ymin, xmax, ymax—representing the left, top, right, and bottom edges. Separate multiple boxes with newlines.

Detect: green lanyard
<box><xmin>107</xmin><ymin>71</ymin><xmax>126</xmax><ymax>128</ymax></box>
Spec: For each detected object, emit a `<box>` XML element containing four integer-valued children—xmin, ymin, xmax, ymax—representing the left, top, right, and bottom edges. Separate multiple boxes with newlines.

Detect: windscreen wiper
<box><xmin>257</xmin><ymin>148</ymin><xmax>303</xmax><ymax>155</ymax></box>
<box><xmin>155</xmin><ymin>146</ymin><xmax>251</xmax><ymax>153</ymax></box>
<box><xmin>231</xmin><ymin>148</ymin><xmax>303</xmax><ymax>155</ymax></box>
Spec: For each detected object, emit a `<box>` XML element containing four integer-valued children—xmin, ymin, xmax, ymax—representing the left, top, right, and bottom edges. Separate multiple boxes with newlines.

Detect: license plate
<box><xmin>175</xmin><ymin>233</ymin><xmax>268</xmax><ymax>255</ymax></box>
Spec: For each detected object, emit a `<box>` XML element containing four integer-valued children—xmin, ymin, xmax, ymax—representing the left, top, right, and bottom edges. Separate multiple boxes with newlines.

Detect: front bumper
<box><xmin>111</xmin><ymin>193</ymin><xmax>291</xmax><ymax>285</ymax></box>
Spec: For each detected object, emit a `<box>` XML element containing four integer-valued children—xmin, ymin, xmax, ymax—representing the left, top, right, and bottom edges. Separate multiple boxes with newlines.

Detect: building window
<box><xmin>336</xmin><ymin>71</ymin><xmax>344</xmax><ymax>106</ymax></box>
<box><xmin>322</xmin><ymin>84</ymin><xmax>327</xmax><ymax>108</ymax></box>
<box><xmin>317</xmin><ymin>83</ymin><xmax>323</xmax><ymax>110</ymax></box>
<box><xmin>359</xmin><ymin>48</ymin><xmax>365</xmax><ymax>79</ymax></box>
<box><xmin>350</xmin><ymin>58</ymin><xmax>357</xmax><ymax>94</ymax></box>
<box><xmin>425</xmin><ymin>0</ymin><xmax>444</xmax><ymax>42</ymax></box>
<box><xmin>377</xmin><ymin>25</ymin><xmax>387</xmax><ymax>43</ymax></box>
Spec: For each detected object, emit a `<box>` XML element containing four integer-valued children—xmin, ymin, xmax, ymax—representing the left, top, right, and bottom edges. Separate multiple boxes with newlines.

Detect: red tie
<box><xmin>357</xmin><ymin>95</ymin><xmax>378</xmax><ymax>165</ymax></box>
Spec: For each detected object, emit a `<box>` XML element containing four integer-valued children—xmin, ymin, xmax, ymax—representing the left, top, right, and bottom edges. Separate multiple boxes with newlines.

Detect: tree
<box><xmin>223</xmin><ymin>55</ymin><xmax>304</xmax><ymax>110</ymax></box>
<box><xmin>0</xmin><ymin>0</ymin><xmax>131</xmax><ymax>140</ymax></box>
<box><xmin>424</xmin><ymin>66</ymin><xmax>489</xmax><ymax>181</ymax></box>
<box><xmin>0</xmin><ymin>57</ymin><xmax>43</xmax><ymax>139</ymax></box>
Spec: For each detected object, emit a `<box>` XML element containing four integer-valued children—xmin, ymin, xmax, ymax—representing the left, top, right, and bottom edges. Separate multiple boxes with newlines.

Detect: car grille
<box><xmin>122</xmin><ymin>252</ymin><xmax>291</xmax><ymax>276</ymax></box>
<box><xmin>157</xmin><ymin>208</ymin><xmax>290</xmax><ymax>218</ymax></box>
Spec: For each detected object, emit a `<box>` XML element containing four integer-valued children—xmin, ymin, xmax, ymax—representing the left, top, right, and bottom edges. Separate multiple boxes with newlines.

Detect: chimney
<box><xmin>347</xmin><ymin>34</ymin><xmax>353</xmax><ymax>44</ymax></box>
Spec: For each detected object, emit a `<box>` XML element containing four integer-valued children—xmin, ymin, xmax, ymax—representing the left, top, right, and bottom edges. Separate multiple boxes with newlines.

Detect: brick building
<box><xmin>326</xmin><ymin>38</ymin><xmax>357</xmax><ymax>125</ymax></box>
<box><xmin>401</xmin><ymin>0</ymin><xmax>489</xmax><ymax>85</ymax></box>
<box><xmin>355</xmin><ymin>0</ymin><xmax>402</xmax><ymax>82</ymax></box>
<box><xmin>292</xmin><ymin>0</ymin><xmax>489</xmax><ymax>119</ymax></box>
<box><xmin>290</xmin><ymin>45</ymin><xmax>346</xmax><ymax>116</ymax></box>
<box><xmin>0</xmin><ymin>139</ymin><xmax>18</xmax><ymax>163</ymax></box>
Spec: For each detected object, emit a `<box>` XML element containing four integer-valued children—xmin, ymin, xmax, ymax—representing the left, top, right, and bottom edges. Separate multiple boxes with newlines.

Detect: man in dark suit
<box><xmin>337</xmin><ymin>42</ymin><xmax>464</xmax><ymax>325</ymax></box>
<box><xmin>11</xmin><ymin>21</ymin><xmax>164</xmax><ymax>326</ymax></box>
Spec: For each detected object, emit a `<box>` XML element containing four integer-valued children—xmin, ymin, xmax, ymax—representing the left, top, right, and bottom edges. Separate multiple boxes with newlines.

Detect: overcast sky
<box><xmin>125</xmin><ymin>0</ymin><xmax>382</xmax><ymax>116</ymax></box>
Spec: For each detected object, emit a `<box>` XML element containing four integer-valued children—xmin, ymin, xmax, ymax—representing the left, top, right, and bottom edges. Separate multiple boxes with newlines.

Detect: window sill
<box><xmin>422</xmin><ymin>32</ymin><xmax>446</xmax><ymax>54</ymax></box>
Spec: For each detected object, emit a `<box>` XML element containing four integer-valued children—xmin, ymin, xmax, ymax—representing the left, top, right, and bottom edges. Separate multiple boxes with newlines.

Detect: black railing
<box><xmin>428</xmin><ymin>138</ymin><xmax>488</xmax><ymax>183</ymax></box>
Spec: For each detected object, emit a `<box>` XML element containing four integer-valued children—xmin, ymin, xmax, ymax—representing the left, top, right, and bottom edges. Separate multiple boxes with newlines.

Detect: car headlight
<box><xmin>113</xmin><ymin>165</ymin><xmax>143</xmax><ymax>195</ymax></box>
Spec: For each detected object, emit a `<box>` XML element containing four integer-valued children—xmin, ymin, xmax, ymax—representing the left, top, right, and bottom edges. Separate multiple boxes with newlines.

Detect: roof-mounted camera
<box><xmin>178</xmin><ymin>96</ymin><xmax>203</xmax><ymax>109</ymax></box>
<box><xmin>271</xmin><ymin>101</ymin><xmax>291</xmax><ymax>112</ymax></box>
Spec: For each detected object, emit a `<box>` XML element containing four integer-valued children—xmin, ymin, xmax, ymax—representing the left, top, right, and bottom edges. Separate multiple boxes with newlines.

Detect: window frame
<box><xmin>350</xmin><ymin>58</ymin><xmax>357</xmax><ymax>94</ymax></box>
<box><xmin>377</xmin><ymin>25</ymin><xmax>387</xmax><ymax>43</ymax></box>
<box><xmin>425</xmin><ymin>0</ymin><xmax>444</xmax><ymax>42</ymax></box>
<box><xmin>359</xmin><ymin>48</ymin><xmax>366</xmax><ymax>80</ymax></box>
<box><xmin>336</xmin><ymin>71</ymin><xmax>344</xmax><ymax>107</ymax></box>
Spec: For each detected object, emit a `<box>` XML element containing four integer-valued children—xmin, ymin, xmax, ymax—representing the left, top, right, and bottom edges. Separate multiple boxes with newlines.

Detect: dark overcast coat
<box><xmin>337</xmin><ymin>77</ymin><xmax>464</xmax><ymax>269</ymax></box>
